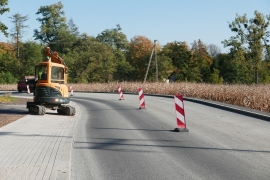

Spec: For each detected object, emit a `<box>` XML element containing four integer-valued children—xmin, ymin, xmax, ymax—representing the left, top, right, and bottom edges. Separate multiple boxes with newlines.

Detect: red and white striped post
<box><xmin>70</xmin><ymin>86</ymin><xmax>74</xmax><ymax>96</ymax></box>
<box><xmin>138</xmin><ymin>88</ymin><xmax>145</xmax><ymax>109</ymax></box>
<box><xmin>118</xmin><ymin>86</ymin><xmax>124</xmax><ymax>100</ymax></box>
<box><xmin>174</xmin><ymin>94</ymin><xmax>189</xmax><ymax>132</ymax></box>
<box><xmin>27</xmin><ymin>85</ymin><xmax>30</xmax><ymax>94</ymax></box>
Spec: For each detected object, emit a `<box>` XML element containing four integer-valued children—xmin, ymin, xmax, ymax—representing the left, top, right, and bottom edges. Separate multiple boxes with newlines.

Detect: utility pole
<box><xmin>143</xmin><ymin>40</ymin><xmax>157</xmax><ymax>84</ymax></box>
<box><xmin>155</xmin><ymin>41</ymin><xmax>158</xmax><ymax>82</ymax></box>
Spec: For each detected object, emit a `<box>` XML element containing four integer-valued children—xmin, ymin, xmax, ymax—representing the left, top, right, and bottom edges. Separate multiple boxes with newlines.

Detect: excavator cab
<box><xmin>35</xmin><ymin>64</ymin><xmax>65</xmax><ymax>83</ymax></box>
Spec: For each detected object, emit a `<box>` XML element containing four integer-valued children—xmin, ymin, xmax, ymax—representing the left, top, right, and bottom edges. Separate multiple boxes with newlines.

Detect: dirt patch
<box><xmin>0</xmin><ymin>98</ymin><xmax>33</xmax><ymax>128</ymax></box>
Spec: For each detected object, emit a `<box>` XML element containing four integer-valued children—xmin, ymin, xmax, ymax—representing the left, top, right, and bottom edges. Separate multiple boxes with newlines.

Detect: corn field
<box><xmin>1</xmin><ymin>82</ymin><xmax>270</xmax><ymax>113</ymax></box>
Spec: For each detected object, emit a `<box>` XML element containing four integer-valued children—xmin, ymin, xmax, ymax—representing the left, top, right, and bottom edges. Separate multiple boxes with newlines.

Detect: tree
<box><xmin>19</xmin><ymin>41</ymin><xmax>43</xmax><ymax>76</ymax></box>
<box><xmin>96</xmin><ymin>24</ymin><xmax>129</xmax><ymax>51</ymax></box>
<box><xmin>217</xmin><ymin>47</ymin><xmax>252</xmax><ymax>84</ymax></box>
<box><xmin>64</xmin><ymin>18</ymin><xmax>80</xmax><ymax>53</ymax></box>
<box><xmin>0</xmin><ymin>50</ymin><xmax>20</xmax><ymax>80</ymax></box>
<box><xmin>207</xmin><ymin>44</ymin><xmax>221</xmax><ymax>59</ymax></box>
<box><xmin>207</xmin><ymin>44</ymin><xmax>221</xmax><ymax>77</ymax></box>
<box><xmin>0</xmin><ymin>41</ymin><xmax>13</xmax><ymax>54</ymax></box>
<box><xmin>222</xmin><ymin>11</ymin><xmax>270</xmax><ymax>83</ymax></box>
<box><xmin>263</xmin><ymin>30</ymin><xmax>270</xmax><ymax>61</ymax></box>
<box><xmin>163</xmin><ymin>41</ymin><xmax>195</xmax><ymax>82</ymax></box>
<box><xmin>0</xmin><ymin>71</ymin><xmax>17</xmax><ymax>84</ymax></box>
<box><xmin>126</xmin><ymin>36</ymin><xmax>154</xmax><ymax>81</ymax></box>
<box><xmin>208</xmin><ymin>68</ymin><xmax>223</xmax><ymax>84</ymax></box>
<box><xmin>68</xmin><ymin>18</ymin><xmax>79</xmax><ymax>37</ymax></box>
<box><xmin>191</xmin><ymin>39</ymin><xmax>213</xmax><ymax>82</ymax></box>
<box><xmin>113</xmin><ymin>49</ymin><xmax>134</xmax><ymax>81</ymax></box>
<box><xmin>9</xmin><ymin>13</ymin><xmax>29</xmax><ymax>74</ymax></box>
<box><xmin>64</xmin><ymin>34</ymin><xmax>116</xmax><ymax>83</ymax></box>
<box><xmin>96</xmin><ymin>24</ymin><xmax>132</xmax><ymax>81</ymax></box>
<box><xmin>215</xmin><ymin>53</ymin><xmax>230</xmax><ymax>83</ymax></box>
<box><xmin>155</xmin><ymin>52</ymin><xmax>174</xmax><ymax>81</ymax></box>
<box><xmin>33</xmin><ymin>1</ymin><xmax>72</xmax><ymax>53</ymax></box>
<box><xmin>0</xmin><ymin>0</ymin><xmax>9</xmax><ymax>37</ymax></box>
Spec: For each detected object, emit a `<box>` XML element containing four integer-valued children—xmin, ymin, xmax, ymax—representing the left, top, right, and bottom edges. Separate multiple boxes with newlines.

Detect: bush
<box><xmin>208</xmin><ymin>68</ymin><xmax>223</xmax><ymax>84</ymax></box>
<box><xmin>0</xmin><ymin>72</ymin><xmax>17</xmax><ymax>84</ymax></box>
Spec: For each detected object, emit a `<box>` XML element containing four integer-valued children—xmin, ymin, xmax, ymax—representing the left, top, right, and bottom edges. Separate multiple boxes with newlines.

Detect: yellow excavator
<box><xmin>27</xmin><ymin>47</ymin><xmax>76</xmax><ymax>116</ymax></box>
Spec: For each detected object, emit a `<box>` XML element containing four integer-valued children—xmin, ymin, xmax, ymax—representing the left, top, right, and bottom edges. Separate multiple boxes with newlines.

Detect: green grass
<box><xmin>0</xmin><ymin>93</ymin><xmax>17</xmax><ymax>103</ymax></box>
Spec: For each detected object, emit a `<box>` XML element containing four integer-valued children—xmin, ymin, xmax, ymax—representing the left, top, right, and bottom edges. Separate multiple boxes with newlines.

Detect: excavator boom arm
<box><xmin>44</xmin><ymin>47</ymin><xmax>65</xmax><ymax>65</ymax></box>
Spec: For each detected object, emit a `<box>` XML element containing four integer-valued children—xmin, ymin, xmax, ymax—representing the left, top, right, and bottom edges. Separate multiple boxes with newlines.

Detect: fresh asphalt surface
<box><xmin>1</xmin><ymin>91</ymin><xmax>270</xmax><ymax>180</ymax></box>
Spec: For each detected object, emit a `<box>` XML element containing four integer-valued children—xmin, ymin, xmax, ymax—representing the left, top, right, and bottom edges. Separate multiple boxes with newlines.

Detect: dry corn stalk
<box><xmin>1</xmin><ymin>82</ymin><xmax>270</xmax><ymax>112</ymax></box>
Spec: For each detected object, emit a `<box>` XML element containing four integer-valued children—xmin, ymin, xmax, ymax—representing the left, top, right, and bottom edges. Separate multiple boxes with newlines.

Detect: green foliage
<box><xmin>191</xmin><ymin>40</ymin><xmax>212</xmax><ymax>82</ymax></box>
<box><xmin>33</xmin><ymin>1</ymin><xmax>76</xmax><ymax>53</ymax></box>
<box><xmin>0</xmin><ymin>94</ymin><xmax>16</xmax><ymax>103</ymax></box>
<box><xmin>96</xmin><ymin>24</ymin><xmax>129</xmax><ymax>51</ymax></box>
<box><xmin>217</xmin><ymin>49</ymin><xmax>253</xmax><ymax>84</ymax></box>
<box><xmin>96</xmin><ymin>24</ymin><xmax>132</xmax><ymax>81</ymax></box>
<box><xmin>162</xmin><ymin>41</ymin><xmax>196</xmax><ymax>81</ymax></box>
<box><xmin>208</xmin><ymin>68</ymin><xmax>223</xmax><ymax>84</ymax></box>
<box><xmin>214</xmin><ymin>53</ymin><xmax>229</xmax><ymax>82</ymax></box>
<box><xmin>0</xmin><ymin>41</ymin><xmax>43</xmax><ymax>83</ymax></box>
<box><xmin>0</xmin><ymin>51</ymin><xmax>20</xmax><ymax>79</ymax></box>
<box><xmin>126</xmin><ymin>36</ymin><xmax>154</xmax><ymax>81</ymax></box>
<box><xmin>153</xmin><ymin>54</ymin><xmax>174</xmax><ymax>81</ymax></box>
<box><xmin>0</xmin><ymin>0</ymin><xmax>9</xmax><ymax>37</ymax></box>
<box><xmin>19</xmin><ymin>41</ymin><xmax>43</xmax><ymax>76</ymax></box>
<box><xmin>257</xmin><ymin>61</ymin><xmax>270</xmax><ymax>83</ymax></box>
<box><xmin>0</xmin><ymin>71</ymin><xmax>17</xmax><ymax>84</ymax></box>
<box><xmin>34</xmin><ymin>1</ymin><xmax>66</xmax><ymax>43</ymax></box>
<box><xmin>113</xmin><ymin>51</ymin><xmax>134</xmax><ymax>81</ymax></box>
<box><xmin>63</xmin><ymin>34</ymin><xmax>117</xmax><ymax>83</ymax></box>
<box><xmin>222</xmin><ymin>10</ymin><xmax>270</xmax><ymax>84</ymax></box>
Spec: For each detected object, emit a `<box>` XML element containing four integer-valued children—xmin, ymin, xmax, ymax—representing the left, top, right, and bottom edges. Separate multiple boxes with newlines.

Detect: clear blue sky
<box><xmin>0</xmin><ymin>0</ymin><xmax>269</xmax><ymax>53</ymax></box>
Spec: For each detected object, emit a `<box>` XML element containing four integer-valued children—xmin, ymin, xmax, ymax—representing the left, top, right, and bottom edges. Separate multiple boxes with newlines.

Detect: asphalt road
<box><xmin>69</xmin><ymin>93</ymin><xmax>270</xmax><ymax>180</ymax></box>
<box><xmin>6</xmin><ymin>91</ymin><xmax>270</xmax><ymax>180</ymax></box>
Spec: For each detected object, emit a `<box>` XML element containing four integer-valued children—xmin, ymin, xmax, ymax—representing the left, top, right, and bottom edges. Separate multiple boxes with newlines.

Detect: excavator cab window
<box><xmin>51</xmin><ymin>66</ymin><xmax>64</xmax><ymax>84</ymax></box>
<box><xmin>37</xmin><ymin>65</ymin><xmax>48</xmax><ymax>80</ymax></box>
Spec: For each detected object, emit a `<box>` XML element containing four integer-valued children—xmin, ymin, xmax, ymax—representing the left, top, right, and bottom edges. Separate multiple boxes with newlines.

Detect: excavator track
<box><xmin>28</xmin><ymin>105</ymin><xmax>46</xmax><ymax>115</ymax></box>
<box><xmin>65</xmin><ymin>105</ymin><xmax>76</xmax><ymax>116</ymax></box>
<box><xmin>27</xmin><ymin>102</ymin><xmax>76</xmax><ymax>116</ymax></box>
<box><xmin>57</xmin><ymin>105</ymin><xmax>76</xmax><ymax>116</ymax></box>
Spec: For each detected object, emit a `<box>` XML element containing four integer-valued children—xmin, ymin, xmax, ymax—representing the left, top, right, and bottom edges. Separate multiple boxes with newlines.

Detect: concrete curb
<box><xmin>55</xmin><ymin>101</ymin><xmax>81</xmax><ymax>180</ymax></box>
<box><xmin>143</xmin><ymin>93</ymin><xmax>270</xmax><ymax>122</ymax></box>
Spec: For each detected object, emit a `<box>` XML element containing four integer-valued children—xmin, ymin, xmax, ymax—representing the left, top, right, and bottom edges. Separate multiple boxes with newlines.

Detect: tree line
<box><xmin>0</xmin><ymin>1</ymin><xmax>269</xmax><ymax>84</ymax></box>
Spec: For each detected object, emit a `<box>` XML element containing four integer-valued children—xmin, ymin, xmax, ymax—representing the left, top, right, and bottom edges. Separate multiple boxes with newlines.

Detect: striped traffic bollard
<box><xmin>118</xmin><ymin>86</ymin><xmax>124</xmax><ymax>100</ymax></box>
<box><xmin>174</xmin><ymin>94</ymin><xmax>189</xmax><ymax>132</ymax></box>
<box><xmin>138</xmin><ymin>88</ymin><xmax>145</xmax><ymax>109</ymax></box>
<box><xmin>27</xmin><ymin>85</ymin><xmax>30</xmax><ymax>94</ymax></box>
<box><xmin>70</xmin><ymin>86</ymin><xmax>74</xmax><ymax>96</ymax></box>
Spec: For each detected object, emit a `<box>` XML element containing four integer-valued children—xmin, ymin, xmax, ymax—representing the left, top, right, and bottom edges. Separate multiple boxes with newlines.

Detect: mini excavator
<box><xmin>27</xmin><ymin>47</ymin><xmax>76</xmax><ymax>116</ymax></box>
